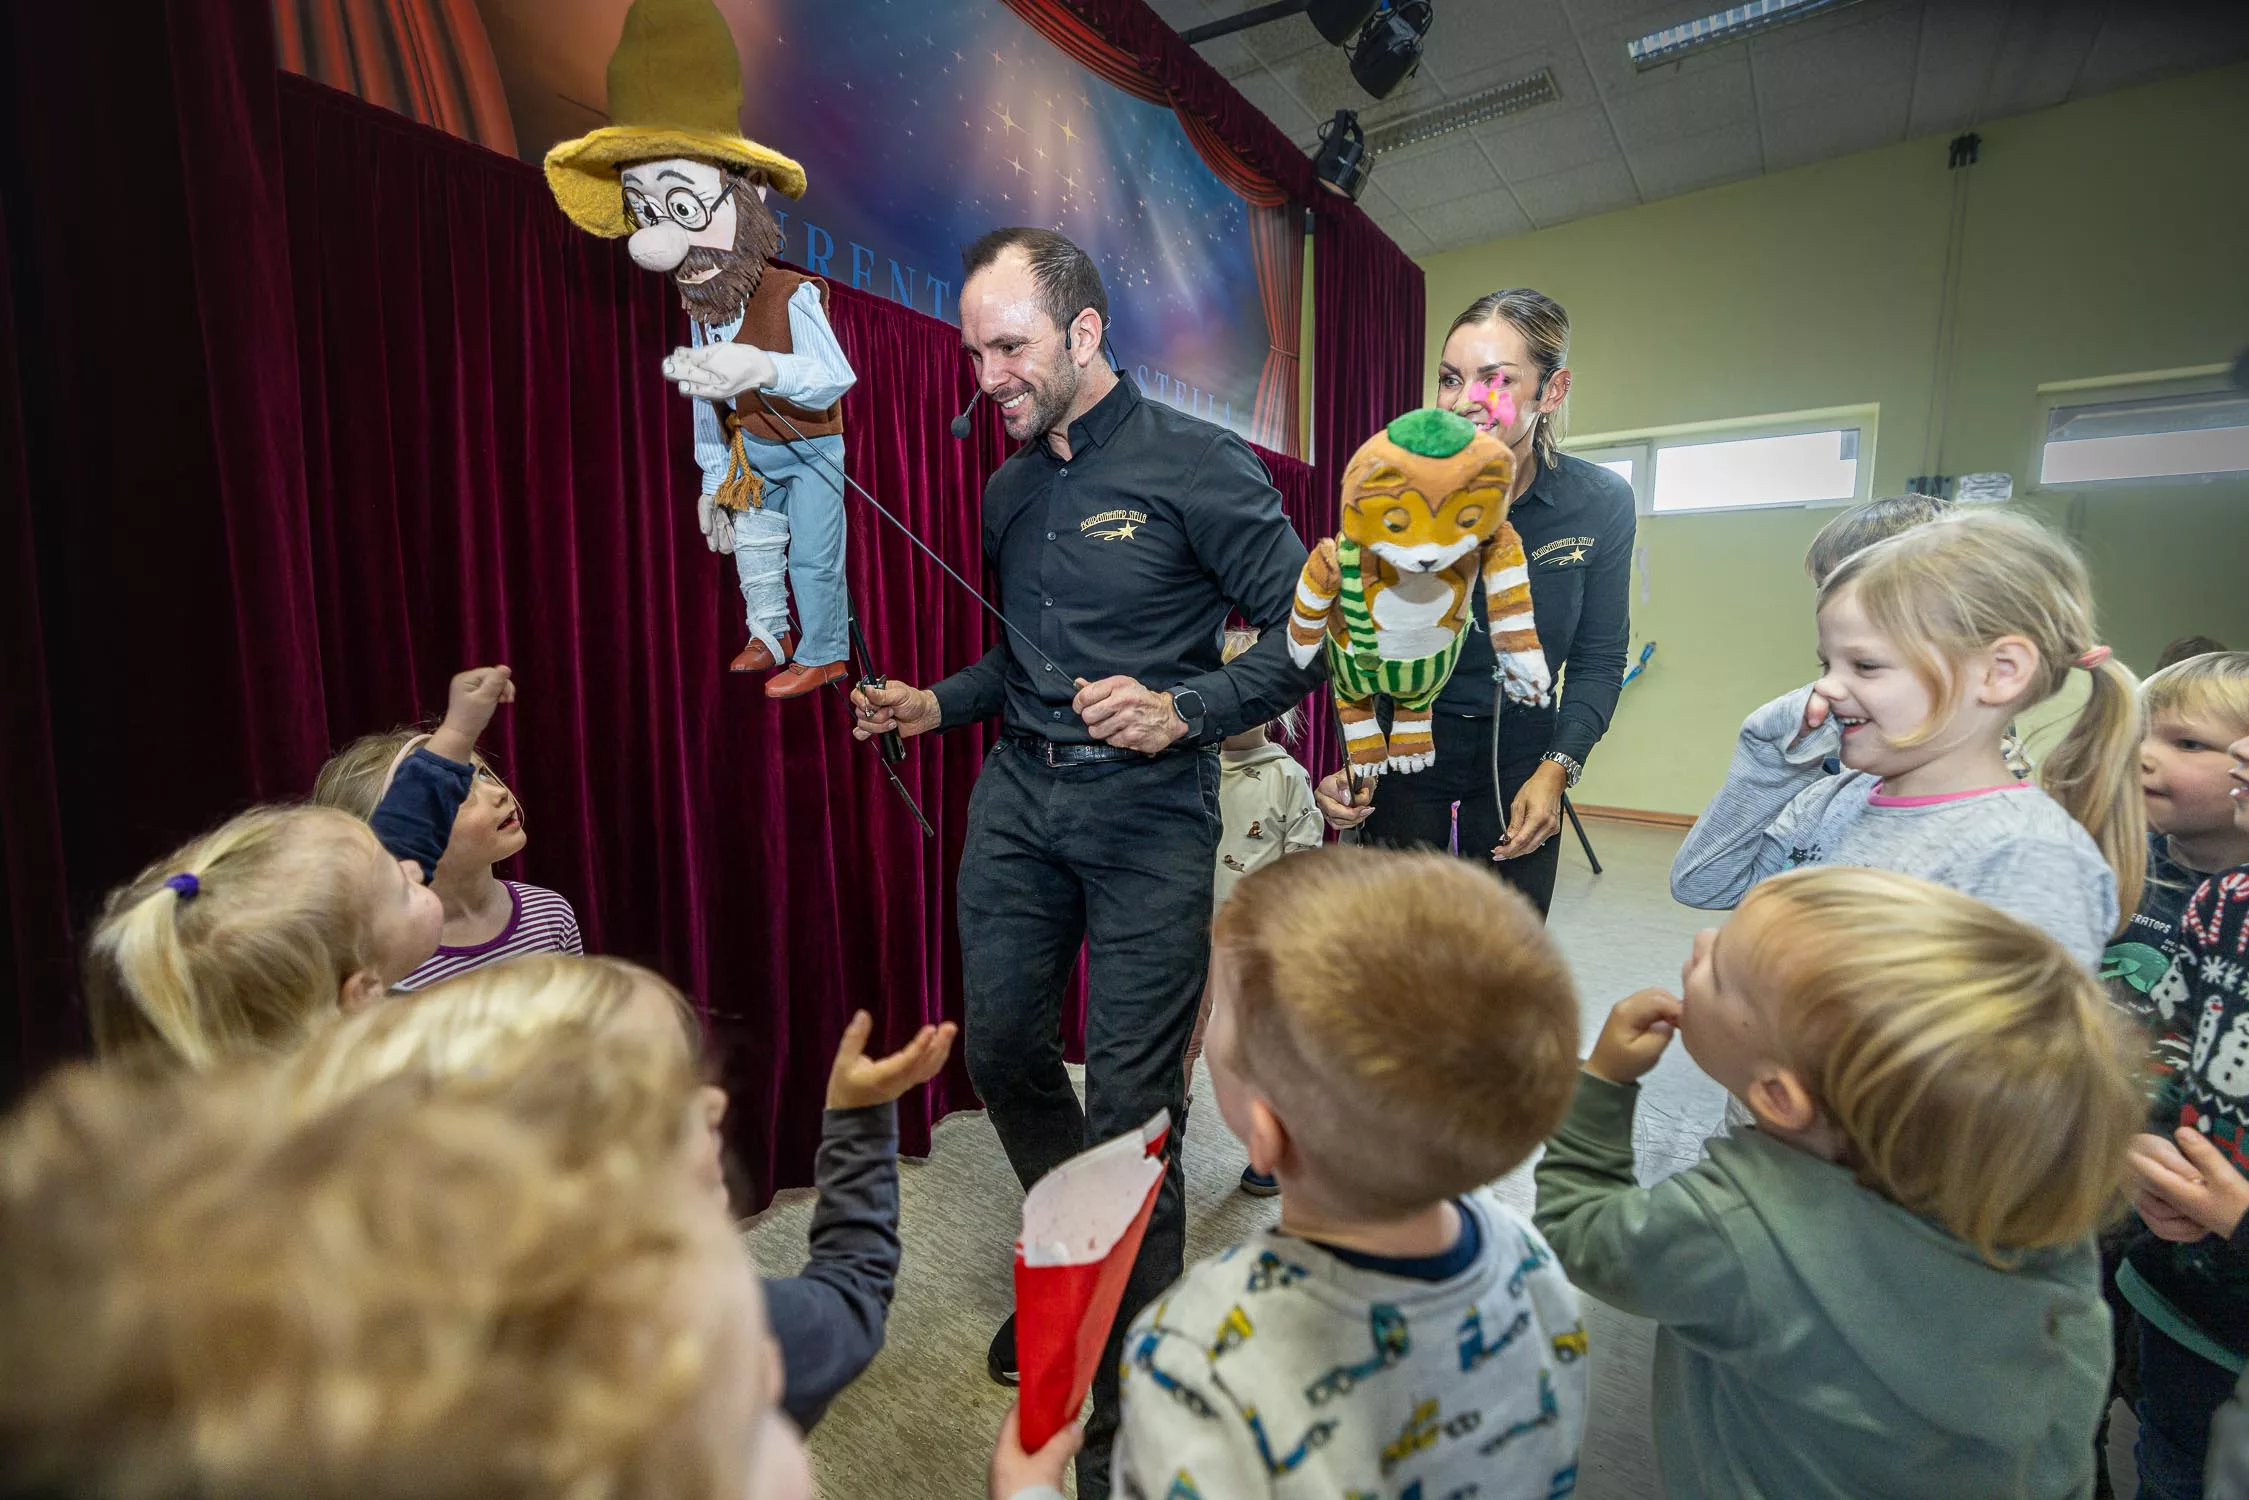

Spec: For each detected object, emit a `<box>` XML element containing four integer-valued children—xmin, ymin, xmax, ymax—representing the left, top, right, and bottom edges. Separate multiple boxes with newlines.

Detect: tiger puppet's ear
<box><xmin>1337</xmin><ymin>408</ymin><xmax>1513</xmax><ymax>548</ymax></box>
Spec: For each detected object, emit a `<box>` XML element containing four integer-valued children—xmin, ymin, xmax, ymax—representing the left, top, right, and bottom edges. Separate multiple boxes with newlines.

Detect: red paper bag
<box><xmin>1013</xmin><ymin>1109</ymin><xmax>1170</xmax><ymax>1451</ymax></box>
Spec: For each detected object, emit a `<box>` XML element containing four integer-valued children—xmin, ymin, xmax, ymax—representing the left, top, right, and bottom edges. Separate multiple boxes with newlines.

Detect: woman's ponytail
<box><xmin>2039</xmin><ymin>655</ymin><xmax>2146</xmax><ymax>928</ymax></box>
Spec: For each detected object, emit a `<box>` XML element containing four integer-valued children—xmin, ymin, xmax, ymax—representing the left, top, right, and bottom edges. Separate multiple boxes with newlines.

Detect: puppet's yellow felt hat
<box><xmin>544</xmin><ymin>0</ymin><xmax>807</xmax><ymax>237</ymax></box>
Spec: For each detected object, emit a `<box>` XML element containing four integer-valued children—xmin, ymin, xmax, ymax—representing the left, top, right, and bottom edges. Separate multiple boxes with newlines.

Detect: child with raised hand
<box><xmin>1537</xmin><ymin>865</ymin><xmax>2140</xmax><ymax>1500</ymax></box>
<box><xmin>286</xmin><ymin>953</ymin><xmax>956</xmax><ymax>1433</ymax></box>
<box><xmin>2112</xmin><ymin>723</ymin><xmax>2249</xmax><ymax>1499</ymax></box>
<box><xmin>80</xmin><ymin>664</ymin><xmax>517</xmax><ymax>1069</ymax></box>
<box><xmin>0</xmin><ymin>1031</ymin><xmax>816</xmax><ymax>1500</ymax></box>
<box><xmin>315</xmin><ymin>665</ymin><xmax>581</xmax><ymax>989</ymax></box>
<box><xmin>996</xmin><ymin>846</ymin><xmax>1589</xmax><ymax>1500</ymax></box>
<box><xmin>1672</xmin><ymin>508</ymin><xmax>2142</xmax><ymax>968</ymax></box>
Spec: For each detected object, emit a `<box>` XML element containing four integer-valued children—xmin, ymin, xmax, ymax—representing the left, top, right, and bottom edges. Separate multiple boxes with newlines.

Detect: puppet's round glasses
<box><xmin>623</xmin><ymin>183</ymin><xmax>731</xmax><ymax>233</ymax></box>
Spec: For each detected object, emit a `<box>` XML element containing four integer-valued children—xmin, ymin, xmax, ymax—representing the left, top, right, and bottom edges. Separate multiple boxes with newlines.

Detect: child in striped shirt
<box><xmin>315</xmin><ymin>721</ymin><xmax>580</xmax><ymax>989</ymax></box>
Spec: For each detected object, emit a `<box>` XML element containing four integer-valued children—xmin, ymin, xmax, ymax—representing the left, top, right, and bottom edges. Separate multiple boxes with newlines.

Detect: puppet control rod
<box><xmin>752</xmin><ymin>393</ymin><xmax>1071</xmax><ymax>839</ymax></box>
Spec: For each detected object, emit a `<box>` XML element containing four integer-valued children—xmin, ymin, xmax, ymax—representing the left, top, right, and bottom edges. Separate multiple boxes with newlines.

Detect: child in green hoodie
<box><xmin>1535</xmin><ymin>865</ymin><xmax>2142</xmax><ymax>1499</ymax></box>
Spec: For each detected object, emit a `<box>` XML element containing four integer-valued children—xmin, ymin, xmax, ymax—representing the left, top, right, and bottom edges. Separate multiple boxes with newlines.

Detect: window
<box><xmin>2039</xmin><ymin>387</ymin><xmax>2249</xmax><ymax>487</ymax></box>
<box><xmin>1566</xmin><ymin>408</ymin><xmax>1875</xmax><ymax>517</ymax></box>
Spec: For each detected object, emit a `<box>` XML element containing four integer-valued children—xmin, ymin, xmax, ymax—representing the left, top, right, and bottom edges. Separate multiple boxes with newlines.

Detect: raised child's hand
<box><xmin>825</xmin><ymin>1009</ymin><xmax>959</xmax><ymax>1110</ymax></box>
<box><xmin>1585</xmin><ymin>987</ymin><xmax>1682</xmax><ymax>1086</ymax></box>
<box><xmin>988</xmin><ymin>1405</ymin><xmax>1082</xmax><ymax>1500</ymax></box>
<box><xmin>427</xmin><ymin>665</ymin><xmax>515</xmax><ymax>764</ymax></box>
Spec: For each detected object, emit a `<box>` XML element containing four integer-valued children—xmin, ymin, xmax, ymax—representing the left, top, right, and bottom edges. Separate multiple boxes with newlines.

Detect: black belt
<box><xmin>1003</xmin><ymin>733</ymin><xmax>1197</xmax><ymax>767</ymax></box>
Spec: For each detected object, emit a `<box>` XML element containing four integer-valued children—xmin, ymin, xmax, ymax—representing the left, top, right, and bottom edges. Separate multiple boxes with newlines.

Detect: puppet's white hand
<box><xmin>668</xmin><ymin>343</ymin><xmax>777</xmax><ymax>401</ymax></box>
<box><xmin>696</xmin><ymin>492</ymin><xmax>735</xmax><ymax>554</ymax></box>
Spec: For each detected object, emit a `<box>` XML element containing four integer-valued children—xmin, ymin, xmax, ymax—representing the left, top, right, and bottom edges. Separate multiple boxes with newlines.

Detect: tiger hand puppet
<box><xmin>1286</xmin><ymin>408</ymin><xmax>1551</xmax><ymax>776</ymax></box>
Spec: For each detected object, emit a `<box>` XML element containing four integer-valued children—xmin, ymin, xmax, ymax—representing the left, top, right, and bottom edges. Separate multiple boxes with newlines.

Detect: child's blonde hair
<box><xmin>2142</xmin><ymin>650</ymin><xmax>2249</xmax><ymax>739</ymax></box>
<box><xmin>1736</xmin><ymin>866</ymin><xmax>2139</xmax><ymax>1263</ymax></box>
<box><xmin>1821</xmin><ymin>508</ymin><xmax>2145</xmax><ymax>918</ymax></box>
<box><xmin>1801</xmin><ymin>492</ymin><xmax>1952</xmax><ymax>585</ymax></box>
<box><xmin>314</xmin><ymin>726</ymin><xmax>507</xmax><ymax>823</ymax></box>
<box><xmin>1212</xmin><ymin>845</ymin><xmax>1579</xmax><ymax>1219</ymax></box>
<box><xmin>0</xmin><ymin>1041</ymin><xmax>751</xmax><ymax>1500</ymax></box>
<box><xmin>86</xmin><ymin>806</ymin><xmax>393</xmax><ymax>1069</ymax></box>
<box><xmin>288</xmin><ymin>954</ymin><xmax>704</xmax><ymax>1123</ymax></box>
<box><xmin>1222</xmin><ymin>627</ymin><xmax>1304</xmax><ymax>743</ymax></box>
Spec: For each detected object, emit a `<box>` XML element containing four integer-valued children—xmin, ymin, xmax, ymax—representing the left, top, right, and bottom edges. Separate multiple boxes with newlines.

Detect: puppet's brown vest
<box><xmin>719</xmin><ymin>264</ymin><xmax>844</xmax><ymax>443</ymax></box>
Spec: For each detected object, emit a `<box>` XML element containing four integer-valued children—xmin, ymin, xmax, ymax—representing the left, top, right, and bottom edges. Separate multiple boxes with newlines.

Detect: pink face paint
<box><xmin>1463</xmin><ymin>379</ymin><xmax>1517</xmax><ymax>433</ymax></box>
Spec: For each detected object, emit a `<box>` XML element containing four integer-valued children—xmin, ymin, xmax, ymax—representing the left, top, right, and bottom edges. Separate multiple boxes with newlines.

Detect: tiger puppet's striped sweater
<box><xmin>1287</xmin><ymin>408</ymin><xmax>1551</xmax><ymax>775</ymax></box>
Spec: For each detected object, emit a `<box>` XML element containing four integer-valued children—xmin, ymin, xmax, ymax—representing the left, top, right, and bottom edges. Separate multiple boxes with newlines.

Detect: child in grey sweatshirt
<box><xmin>1670</xmin><ymin>509</ymin><xmax>2140</xmax><ymax>970</ymax></box>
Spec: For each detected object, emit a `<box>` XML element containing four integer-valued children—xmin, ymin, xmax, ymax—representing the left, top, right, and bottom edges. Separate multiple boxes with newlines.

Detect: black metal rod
<box><xmin>1563</xmin><ymin>794</ymin><xmax>1602</xmax><ymax>875</ymax></box>
<box><xmin>1181</xmin><ymin>0</ymin><xmax>1308</xmax><ymax>45</ymax></box>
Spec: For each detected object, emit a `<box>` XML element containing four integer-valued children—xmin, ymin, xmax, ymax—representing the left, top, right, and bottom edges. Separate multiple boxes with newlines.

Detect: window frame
<box><xmin>1565</xmin><ymin>405</ymin><xmax>1879</xmax><ymax>518</ymax></box>
<box><xmin>2031</xmin><ymin>366</ymin><xmax>2248</xmax><ymax>493</ymax></box>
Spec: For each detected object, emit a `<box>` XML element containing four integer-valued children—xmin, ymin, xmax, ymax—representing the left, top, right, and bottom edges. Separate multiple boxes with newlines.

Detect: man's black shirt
<box><xmin>1433</xmin><ymin>450</ymin><xmax>1636</xmax><ymax>767</ymax></box>
<box><xmin>929</xmin><ymin>377</ymin><xmax>1312</xmax><ymax>745</ymax></box>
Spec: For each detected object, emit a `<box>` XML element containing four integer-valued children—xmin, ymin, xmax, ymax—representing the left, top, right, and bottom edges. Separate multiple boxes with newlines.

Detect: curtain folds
<box><xmin>273</xmin><ymin>0</ymin><xmax>518</xmax><ymax>155</ymax></box>
<box><xmin>1248</xmin><ymin>203</ymin><xmax>1304</xmax><ymax>461</ymax></box>
<box><xmin>0</xmin><ymin>25</ymin><xmax>1336</xmax><ymax>1200</ymax></box>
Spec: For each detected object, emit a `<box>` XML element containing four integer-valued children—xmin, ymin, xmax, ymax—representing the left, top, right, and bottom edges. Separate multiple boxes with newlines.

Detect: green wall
<box><xmin>1417</xmin><ymin>62</ymin><xmax>2249</xmax><ymax>817</ymax></box>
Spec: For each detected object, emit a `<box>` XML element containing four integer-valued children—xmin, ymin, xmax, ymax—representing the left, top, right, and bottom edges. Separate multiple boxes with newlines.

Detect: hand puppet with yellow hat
<box><xmin>1285</xmin><ymin>407</ymin><xmax>1552</xmax><ymax>776</ymax></box>
<box><xmin>547</xmin><ymin>0</ymin><xmax>854</xmax><ymax>696</ymax></box>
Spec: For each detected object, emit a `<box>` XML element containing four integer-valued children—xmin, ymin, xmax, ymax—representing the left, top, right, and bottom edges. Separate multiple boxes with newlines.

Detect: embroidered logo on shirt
<box><xmin>1081</xmin><ymin>507</ymin><xmax>1149</xmax><ymax>542</ymax></box>
<box><xmin>1532</xmin><ymin>535</ymin><xmax>1595</xmax><ymax>566</ymax></box>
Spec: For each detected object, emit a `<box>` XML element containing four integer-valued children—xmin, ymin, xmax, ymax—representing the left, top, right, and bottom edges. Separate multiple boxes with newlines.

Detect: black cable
<box><xmin>1490</xmin><ymin>674</ymin><xmax>1510</xmax><ymax>847</ymax></box>
<box><xmin>750</xmin><ymin>393</ymin><xmax>1068</xmax><ymax>681</ymax></box>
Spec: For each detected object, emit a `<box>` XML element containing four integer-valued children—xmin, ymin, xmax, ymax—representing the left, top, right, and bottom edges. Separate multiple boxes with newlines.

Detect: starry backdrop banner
<box><xmin>272</xmin><ymin>0</ymin><xmax>1280</xmax><ymax>446</ymax></box>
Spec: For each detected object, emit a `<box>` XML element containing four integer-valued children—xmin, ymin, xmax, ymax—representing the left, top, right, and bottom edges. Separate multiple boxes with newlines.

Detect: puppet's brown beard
<box><xmin>676</xmin><ymin>178</ymin><xmax>784</xmax><ymax>326</ymax></box>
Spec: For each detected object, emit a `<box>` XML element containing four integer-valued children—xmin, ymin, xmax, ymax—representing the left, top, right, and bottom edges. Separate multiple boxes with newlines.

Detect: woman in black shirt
<box><xmin>1314</xmin><ymin>288</ymin><xmax>1635</xmax><ymax>917</ymax></box>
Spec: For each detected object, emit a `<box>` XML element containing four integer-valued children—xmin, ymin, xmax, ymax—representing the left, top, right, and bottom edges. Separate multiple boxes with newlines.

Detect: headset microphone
<box><xmin>949</xmin><ymin>388</ymin><xmax>981</xmax><ymax>440</ymax></box>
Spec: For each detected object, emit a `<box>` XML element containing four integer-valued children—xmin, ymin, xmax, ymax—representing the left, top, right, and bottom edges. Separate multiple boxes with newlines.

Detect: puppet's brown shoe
<box><xmin>729</xmin><ymin>634</ymin><xmax>794</xmax><ymax>673</ymax></box>
<box><xmin>764</xmin><ymin>660</ymin><xmax>847</xmax><ymax>698</ymax></box>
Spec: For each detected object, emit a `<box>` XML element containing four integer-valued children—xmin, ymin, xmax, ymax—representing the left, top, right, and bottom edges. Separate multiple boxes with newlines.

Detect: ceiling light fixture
<box><xmin>1348</xmin><ymin>0</ymin><xmax>1434</xmax><ymax>100</ymax></box>
<box><xmin>1627</xmin><ymin>0</ymin><xmax>1868</xmax><ymax>72</ymax></box>
<box><xmin>1364</xmin><ymin>67</ymin><xmax>1559</xmax><ymax>155</ymax></box>
<box><xmin>1312</xmin><ymin>109</ymin><xmax>1372</xmax><ymax>199</ymax></box>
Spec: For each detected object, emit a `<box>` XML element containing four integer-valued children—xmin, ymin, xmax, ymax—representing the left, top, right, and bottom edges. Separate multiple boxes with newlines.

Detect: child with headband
<box><xmin>1673</xmin><ymin>508</ymin><xmax>2142</xmax><ymax>969</ymax></box>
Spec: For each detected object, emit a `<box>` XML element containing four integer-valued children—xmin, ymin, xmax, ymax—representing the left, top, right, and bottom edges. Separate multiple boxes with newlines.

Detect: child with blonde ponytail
<box><xmin>84</xmin><ymin>665</ymin><xmax>517</xmax><ymax>1069</ymax></box>
<box><xmin>86</xmin><ymin>807</ymin><xmax>442</xmax><ymax>1068</ymax></box>
<box><xmin>1673</xmin><ymin>507</ymin><xmax>2140</xmax><ymax>968</ymax></box>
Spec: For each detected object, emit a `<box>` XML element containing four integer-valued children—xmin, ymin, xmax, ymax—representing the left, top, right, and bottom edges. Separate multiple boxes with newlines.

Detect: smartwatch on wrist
<box><xmin>1541</xmin><ymin>750</ymin><xmax>1583</xmax><ymax>788</ymax></box>
<box><xmin>1170</xmin><ymin>687</ymin><xmax>1208</xmax><ymax>743</ymax></box>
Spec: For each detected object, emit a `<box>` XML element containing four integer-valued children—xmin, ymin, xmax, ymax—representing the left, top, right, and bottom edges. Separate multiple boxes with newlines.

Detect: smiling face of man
<box><xmin>618</xmin><ymin>158</ymin><xmax>780</xmax><ymax>324</ymax></box>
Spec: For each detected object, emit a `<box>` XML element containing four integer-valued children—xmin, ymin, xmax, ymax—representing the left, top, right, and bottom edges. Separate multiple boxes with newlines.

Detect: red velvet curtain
<box><xmin>0</xmin><ymin>0</ymin><xmax>1331</xmax><ymax>1200</ymax></box>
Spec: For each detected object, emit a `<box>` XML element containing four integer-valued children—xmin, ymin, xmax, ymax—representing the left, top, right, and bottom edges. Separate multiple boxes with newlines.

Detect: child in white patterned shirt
<box><xmin>994</xmin><ymin>846</ymin><xmax>1587</xmax><ymax>1500</ymax></box>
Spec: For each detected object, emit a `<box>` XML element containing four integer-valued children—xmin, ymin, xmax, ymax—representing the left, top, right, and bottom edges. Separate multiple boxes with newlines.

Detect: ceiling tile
<box><xmin>1477</xmin><ymin>103</ymin><xmax>1618</xmax><ymax>182</ymax></box>
<box><xmin>1976</xmin><ymin>0</ymin><xmax>2106</xmax><ymax>120</ymax></box>
<box><xmin>1508</xmin><ymin>156</ymin><xmax>1642</xmax><ymax>227</ymax></box>
<box><xmin>1260</xmin><ymin>35</ymin><xmax>1453</xmax><ymax>135</ymax></box>
<box><xmin>2072</xmin><ymin>6</ymin><xmax>2249</xmax><ymax>98</ymax></box>
<box><xmin>1746</xmin><ymin>0</ymin><xmax>1922</xmax><ymax>118</ymax></box>
<box><xmin>1602</xmin><ymin>49</ymin><xmax>1754</xmax><ymax>148</ymax></box>
<box><xmin>1904</xmin><ymin>1</ymin><xmax>2010</xmax><ymax>138</ymax></box>
<box><xmin>1228</xmin><ymin>65</ymin><xmax>1324</xmax><ymax>143</ymax></box>
<box><xmin>1143</xmin><ymin>0</ymin><xmax>1212</xmax><ymax>24</ymax></box>
<box><xmin>1624</xmin><ymin>120</ymin><xmax>1762</xmax><ymax>198</ymax></box>
<box><xmin>1385</xmin><ymin>217</ymin><xmax>1438</xmax><ymax>258</ymax></box>
<box><xmin>1759</xmin><ymin>96</ymin><xmax>1906</xmax><ymax>174</ymax></box>
<box><xmin>1417</xmin><ymin>0</ymin><xmax>1576</xmax><ymax>88</ymax></box>
<box><xmin>1372</xmin><ymin>137</ymin><xmax>1504</xmax><ymax>210</ymax></box>
<box><xmin>1187</xmin><ymin>31</ymin><xmax>1265</xmax><ymax>79</ymax></box>
<box><xmin>1242</xmin><ymin>10</ymin><xmax>1332</xmax><ymax>66</ymax></box>
<box><xmin>1571</xmin><ymin>2</ymin><xmax>1766</xmax><ymax>105</ymax></box>
<box><xmin>1410</xmin><ymin>186</ymin><xmax>1535</xmax><ymax>252</ymax></box>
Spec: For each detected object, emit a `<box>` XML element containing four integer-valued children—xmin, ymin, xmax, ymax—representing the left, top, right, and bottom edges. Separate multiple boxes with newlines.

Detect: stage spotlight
<box><xmin>1349</xmin><ymin>0</ymin><xmax>1432</xmax><ymax>101</ymax></box>
<box><xmin>1313</xmin><ymin>109</ymin><xmax>1370</xmax><ymax>200</ymax></box>
<box><xmin>1307</xmin><ymin>0</ymin><xmax>1377</xmax><ymax>45</ymax></box>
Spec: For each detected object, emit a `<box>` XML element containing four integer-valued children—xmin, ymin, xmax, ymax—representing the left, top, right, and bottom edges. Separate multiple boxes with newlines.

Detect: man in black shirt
<box><xmin>852</xmin><ymin>228</ymin><xmax>1310</xmax><ymax>1495</ymax></box>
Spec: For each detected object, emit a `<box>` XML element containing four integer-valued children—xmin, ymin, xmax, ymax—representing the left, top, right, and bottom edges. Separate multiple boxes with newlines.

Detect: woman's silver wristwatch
<box><xmin>1540</xmin><ymin>751</ymin><xmax>1583</xmax><ymax>788</ymax></box>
